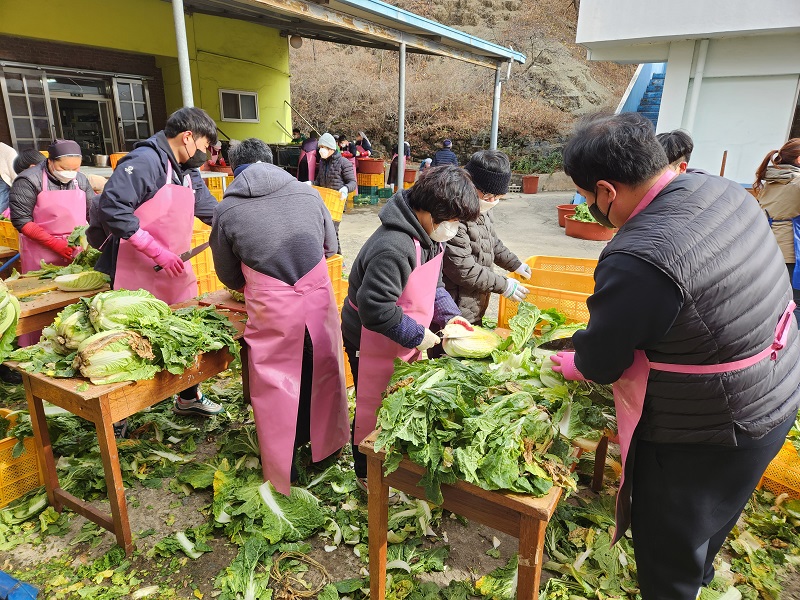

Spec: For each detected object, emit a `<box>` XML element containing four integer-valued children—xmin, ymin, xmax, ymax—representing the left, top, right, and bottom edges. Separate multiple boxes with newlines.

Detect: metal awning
<box><xmin>179</xmin><ymin>0</ymin><xmax>526</xmax><ymax>69</ymax></box>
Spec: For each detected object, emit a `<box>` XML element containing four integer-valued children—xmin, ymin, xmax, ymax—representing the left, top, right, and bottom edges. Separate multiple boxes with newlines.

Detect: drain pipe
<box><xmin>489</xmin><ymin>63</ymin><xmax>503</xmax><ymax>150</ymax></box>
<box><xmin>684</xmin><ymin>39</ymin><xmax>709</xmax><ymax>133</ymax></box>
<box><xmin>396</xmin><ymin>41</ymin><xmax>407</xmax><ymax>191</ymax></box>
<box><xmin>172</xmin><ymin>0</ymin><xmax>194</xmax><ymax>107</ymax></box>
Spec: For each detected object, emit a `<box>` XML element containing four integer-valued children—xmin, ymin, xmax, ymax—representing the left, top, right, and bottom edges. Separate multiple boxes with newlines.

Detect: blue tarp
<box><xmin>0</xmin><ymin>571</ymin><xmax>38</xmax><ymax>600</ymax></box>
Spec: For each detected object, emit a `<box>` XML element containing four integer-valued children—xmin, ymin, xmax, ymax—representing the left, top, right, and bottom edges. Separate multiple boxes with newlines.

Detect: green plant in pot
<box><xmin>572</xmin><ymin>203</ymin><xmax>597</xmax><ymax>223</ymax></box>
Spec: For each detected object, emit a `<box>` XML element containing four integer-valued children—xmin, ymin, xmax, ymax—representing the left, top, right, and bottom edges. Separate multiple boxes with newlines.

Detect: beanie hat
<box><xmin>318</xmin><ymin>133</ymin><xmax>337</xmax><ymax>150</ymax></box>
<box><xmin>464</xmin><ymin>160</ymin><xmax>511</xmax><ymax>196</ymax></box>
<box><xmin>48</xmin><ymin>139</ymin><xmax>82</xmax><ymax>159</ymax></box>
<box><xmin>443</xmin><ymin>139</ymin><xmax>452</xmax><ymax>148</ymax></box>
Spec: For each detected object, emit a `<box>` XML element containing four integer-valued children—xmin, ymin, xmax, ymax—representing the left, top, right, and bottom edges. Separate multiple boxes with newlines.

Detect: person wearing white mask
<box><xmin>341</xmin><ymin>165</ymin><xmax>480</xmax><ymax>487</ymax></box>
<box><xmin>313</xmin><ymin>132</ymin><xmax>356</xmax><ymax>253</ymax></box>
<box><xmin>10</xmin><ymin>139</ymin><xmax>94</xmax><ymax>272</ymax></box>
<box><xmin>442</xmin><ymin>150</ymin><xmax>530</xmax><ymax>326</ymax></box>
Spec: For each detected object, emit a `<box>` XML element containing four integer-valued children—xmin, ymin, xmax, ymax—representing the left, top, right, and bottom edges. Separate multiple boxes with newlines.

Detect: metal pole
<box><xmin>684</xmin><ymin>38</ymin><xmax>709</xmax><ymax>133</ymax></box>
<box><xmin>489</xmin><ymin>63</ymin><xmax>503</xmax><ymax>150</ymax></box>
<box><xmin>172</xmin><ymin>0</ymin><xmax>194</xmax><ymax>107</ymax></box>
<box><xmin>396</xmin><ymin>42</ymin><xmax>406</xmax><ymax>191</ymax></box>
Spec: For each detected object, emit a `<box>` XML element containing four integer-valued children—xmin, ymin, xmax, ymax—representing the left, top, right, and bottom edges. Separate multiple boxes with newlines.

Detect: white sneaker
<box><xmin>172</xmin><ymin>392</ymin><xmax>223</xmax><ymax>416</ymax></box>
<box><xmin>356</xmin><ymin>477</ymin><xmax>400</xmax><ymax>505</ymax></box>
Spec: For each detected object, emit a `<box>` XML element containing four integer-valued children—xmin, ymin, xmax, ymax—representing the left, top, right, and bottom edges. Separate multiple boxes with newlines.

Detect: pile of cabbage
<box><xmin>0</xmin><ymin>279</ymin><xmax>20</xmax><ymax>361</ymax></box>
<box><xmin>10</xmin><ymin>289</ymin><xmax>239</xmax><ymax>385</ymax></box>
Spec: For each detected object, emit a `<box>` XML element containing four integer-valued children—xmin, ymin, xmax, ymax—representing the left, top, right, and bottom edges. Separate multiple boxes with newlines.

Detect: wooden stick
<box><xmin>720</xmin><ymin>150</ymin><xmax>728</xmax><ymax>177</ymax></box>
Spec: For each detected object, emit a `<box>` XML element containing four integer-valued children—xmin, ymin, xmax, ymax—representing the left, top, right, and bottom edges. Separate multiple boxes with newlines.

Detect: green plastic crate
<box><xmin>358</xmin><ymin>185</ymin><xmax>380</xmax><ymax>196</ymax></box>
<box><xmin>378</xmin><ymin>188</ymin><xmax>393</xmax><ymax>198</ymax></box>
<box><xmin>354</xmin><ymin>195</ymin><xmax>379</xmax><ymax>205</ymax></box>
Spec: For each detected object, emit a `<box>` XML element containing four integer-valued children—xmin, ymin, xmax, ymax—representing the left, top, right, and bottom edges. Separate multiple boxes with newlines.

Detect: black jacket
<box><xmin>88</xmin><ymin>132</ymin><xmax>217</xmax><ymax>278</ymax></box>
<box><xmin>341</xmin><ymin>190</ymin><xmax>444</xmax><ymax>348</ymax></box>
<box><xmin>431</xmin><ymin>148</ymin><xmax>458</xmax><ymax>167</ymax></box>
<box><xmin>313</xmin><ymin>152</ymin><xmax>356</xmax><ymax>193</ymax></box>
<box><xmin>573</xmin><ymin>172</ymin><xmax>800</xmax><ymax>445</ymax></box>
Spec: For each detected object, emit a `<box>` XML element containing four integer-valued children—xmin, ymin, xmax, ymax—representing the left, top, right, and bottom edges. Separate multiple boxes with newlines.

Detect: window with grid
<box><xmin>0</xmin><ymin>69</ymin><xmax>54</xmax><ymax>150</ymax></box>
<box><xmin>219</xmin><ymin>90</ymin><xmax>259</xmax><ymax>123</ymax></box>
<box><xmin>114</xmin><ymin>78</ymin><xmax>153</xmax><ymax>151</ymax></box>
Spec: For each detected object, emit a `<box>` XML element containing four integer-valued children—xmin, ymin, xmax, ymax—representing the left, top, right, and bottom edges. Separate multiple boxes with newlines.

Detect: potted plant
<box><xmin>556</xmin><ymin>203</ymin><xmax>577</xmax><ymax>227</ymax></box>
<box><xmin>564</xmin><ymin>204</ymin><xmax>616</xmax><ymax>241</ymax></box>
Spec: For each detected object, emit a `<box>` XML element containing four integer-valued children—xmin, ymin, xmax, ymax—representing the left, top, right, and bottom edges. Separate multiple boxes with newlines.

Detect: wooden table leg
<box><xmin>240</xmin><ymin>342</ymin><xmax>251</xmax><ymax>404</ymax></box>
<box><xmin>95</xmin><ymin>402</ymin><xmax>133</xmax><ymax>555</ymax></box>
<box><xmin>367</xmin><ymin>455</ymin><xmax>388</xmax><ymax>600</ymax></box>
<box><xmin>24</xmin><ymin>381</ymin><xmax>61</xmax><ymax>511</ymax></box>
<box><xmin>592</xmin><ymin>435</ymin><xmax>609</xmax><ymax>493</ymax></box>
<box><xmin>517</xmin><ymin>515</ymin><xmax>546</xmax><ymax>599</ymax></box>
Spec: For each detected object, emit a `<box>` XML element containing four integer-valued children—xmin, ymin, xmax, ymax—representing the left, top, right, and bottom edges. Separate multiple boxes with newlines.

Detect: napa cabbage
<box><xmin>53</xmin><ymin>270</ymin><xmax>109</xmax><ymax>292</ymax></box>
<box><xmin>442</xmin><ymin>323</ymin><xmax>502</xmax><ymax>358</ymax></box>
<box><xmin>73</xmin><ymin>329</ymin><xmax>159</xmax><ymax>385</ymax></box>
<box><xmin>89</xmin><ymin>289</ymin><xmax>171</xmax><ymax>331</ymax></box>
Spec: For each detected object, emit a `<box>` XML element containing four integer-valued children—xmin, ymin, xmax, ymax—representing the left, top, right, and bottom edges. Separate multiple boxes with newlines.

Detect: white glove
<box><xmin>503</xmin><ymin>279</ymin><xmax>529</xmax><ymax>302</ymax></box>
<box><xmin>514</xmin><ymin>263</ymin><xmax>532</xmax><ymax>280</ymax></box>
<box><xmin>416</xmin><ymin>328</ymin><xmax>441</xmax><ymax>352</ymax></box>
<box><xmin>339</xmin><ymin>186</ymin><xmax>349</xmax><ymax>201</ymax></box>
<box><xmin>304</xmin><ymin>180</ymin><xmax>313</xmax><ymax>186</ymax></box>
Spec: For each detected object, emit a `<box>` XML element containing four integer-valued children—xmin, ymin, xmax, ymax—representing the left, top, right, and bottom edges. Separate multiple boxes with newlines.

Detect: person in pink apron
<box><xmin>297</xmin><ymin>133</ymin><xmax>318</xmax><ymax>183</ymax></box>
<box><xmin>9</xmin><ymin>140</ymin><xmax>94</xmax><ymax>273</ymax></box>
<box><xmin>341</xmin><ymin>166</ymin><xmax>481</xmax><ymax>488</ymax></box>
<box><xmin>551</xmin><ymin>112</ymin><xmax>800</xmax><ymax>599</ymax></box>
<box><xmin>210</xmin><ymin>138</ymin><xmax>346</xmax><ymax>495</ymax></box>
<box><xmin>88</xmin><ymin>107</ymin><xmax>224</xmax><ymax>422</ymax></box>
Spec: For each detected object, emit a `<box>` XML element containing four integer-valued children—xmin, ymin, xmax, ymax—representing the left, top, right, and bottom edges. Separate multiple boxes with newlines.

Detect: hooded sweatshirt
<box><xmin>341</xmin><ymin>190</ymin><xmax>459</xmax><ymax>349</ymax></box>
<box><xmin>88</xmin><ymin>131</ymin><xmax>218</xmax><ymax>278</ymax></box>
<box><xmin>211</xmin><ymin>163</ymin><xmax>338</xmax><ymax>290</ymax></box>
<box><xmin>757</xmin><ymin>164</ymin><xmax>800</xmax><ymax>264</ymax></box>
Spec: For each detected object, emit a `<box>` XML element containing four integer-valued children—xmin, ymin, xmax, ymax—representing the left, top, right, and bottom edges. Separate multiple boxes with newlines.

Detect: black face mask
<box><xmin>180</xmin><ymin>137</ymin><xmax>207</xmax><ymax>169</ymax></box>
<box><xmin>589</xmin><ymin>188</ymin><xmax>616</xmax><ymax>228</ymax></box>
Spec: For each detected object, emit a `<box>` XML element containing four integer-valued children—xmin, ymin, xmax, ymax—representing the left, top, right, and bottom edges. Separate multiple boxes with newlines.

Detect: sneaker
<box><xmin>113</xmin><ymin>419</ymin><xmax>128</xmax><ymax>439</ymax></box>
<box><xmin>172</xmin><ymin>392</ymin><xmax>224</xmax><ymax>416</ymax></box>
<box><xmin>355</xmin><ymin>477</ymin><xmax>401</xmax><ymax>505</ymax></box>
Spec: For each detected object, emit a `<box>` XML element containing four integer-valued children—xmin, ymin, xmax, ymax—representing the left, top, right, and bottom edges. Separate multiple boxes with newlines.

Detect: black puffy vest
<box><xmin>602</xmin><ymin>173</ymin><xmax>800</xmax><ymax>444</ymax></box>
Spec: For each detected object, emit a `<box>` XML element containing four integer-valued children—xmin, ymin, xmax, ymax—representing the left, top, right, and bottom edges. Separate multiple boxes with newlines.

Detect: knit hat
<box><xmin>464</xmin><ymin>159</ymin><xmax>511</xmax><ymax>196</ymax></box>
<box><xmin>443</xmin><ymin>139</ymin><xmax>452</xmax><ymax>148</ymax></box>
<box><xmin>318</xmin><ymin>132</ymin><xmax>337</xmax><ymax>150</ymax></box>
<box><xmin>48</xmin><ymin>139</ymin><xmax>82</xmax><ymax>159</ymax></box>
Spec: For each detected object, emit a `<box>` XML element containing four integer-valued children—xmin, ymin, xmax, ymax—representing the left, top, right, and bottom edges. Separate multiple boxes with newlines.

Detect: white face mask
<box><xmin>430</xmin><ymin>219</ymin><xmax>460</xmax><ymax>242</ymax></box>
<box><xmin>319</xmin><ymin>148</ymin><xmax>333</xmax><ymax>159</ymax></box>
<box><xmin>479</xmin><ymin>198</ymin><xmax>500</xmax><ymax>213</ymax></box>
<box><xmin>53</xmin><ymin>170</ymin><xmax>78</xmax><ymax>183</ymax></box>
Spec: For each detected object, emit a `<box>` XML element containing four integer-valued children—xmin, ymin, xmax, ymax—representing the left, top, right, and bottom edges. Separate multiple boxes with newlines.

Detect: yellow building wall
<box><xmin>0</xmin><ymin>0</ymin><xmax>293</xmax><ymax>142</ymax></box>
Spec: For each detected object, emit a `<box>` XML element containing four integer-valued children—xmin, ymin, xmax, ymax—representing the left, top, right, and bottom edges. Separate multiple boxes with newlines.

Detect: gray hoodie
<box><xmin>210</xmin><ymin>163</ymin><xmax>338</xmax><ymax>290</ymax></box>
<box><xmin>341</xmin><ymin>190</ymin><xmax>445</xmax><ymax>348</ymax></box>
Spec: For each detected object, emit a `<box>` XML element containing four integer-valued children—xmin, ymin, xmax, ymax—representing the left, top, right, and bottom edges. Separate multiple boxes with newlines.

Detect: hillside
<box><xmin>288</xmin><ymin>0</ymin><xmax>634</xmax><ymax>167</ymax></box>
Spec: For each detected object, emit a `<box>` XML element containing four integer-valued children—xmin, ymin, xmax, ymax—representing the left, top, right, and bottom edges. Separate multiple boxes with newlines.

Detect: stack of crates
<box><xmin>326</xmin><ymin>254</ymin><xmax>354</xmax><ymax>388</ymax></box>
<box><xmin>192</xmin><ymin>219</ymin><xmax>224</xmax><ymax>295</ymax></box>
<box><xmin>0</xmin><ymin>221</ymin><xmax>19</xmax><ymax>250</ymax></box>
<box><xmin>0</xmin><ymin>409</ymin><xmax>44</xmax><ymax>508</ymax></box>
<box><xmin>354</xmin><ymin>194</ymin><xmax>379</xmax><ymax>206</ymax></box>
<box><xmin>357</xmin><ymin>172</ymin><xmax>384</xmax><ymax>189</ymax></box>
<box><xmin>204</xmin><ymin>177</ymin><xmax>225</xmax><ymax>202</ymax></box>
<box><xmin>497</xmin><ymin>255</ymin><xmax>598</xmax><ymax>328</ymax></box>
<box><xmin>378</xmin><ymin>188</ymin><xmax>393</xmax><ymax>199</ymax></box>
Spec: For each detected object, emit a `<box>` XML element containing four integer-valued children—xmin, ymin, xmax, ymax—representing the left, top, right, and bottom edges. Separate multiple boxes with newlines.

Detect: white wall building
<box><xmin>576</xmin><ymin>0</ymin><xmax>800</xmax><ymax>184</ymax></box>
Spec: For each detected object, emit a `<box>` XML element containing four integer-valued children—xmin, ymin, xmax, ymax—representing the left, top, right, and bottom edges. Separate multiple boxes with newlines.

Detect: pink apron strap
<box><xmin>650</xmin><ymin>301</ymin><xmax>796</xmax><ymax>375</ymax></box>
<box><xmin>628</xmin><ymin>170</ymin><xmax>678</xmax><ymax>220</ymax></box>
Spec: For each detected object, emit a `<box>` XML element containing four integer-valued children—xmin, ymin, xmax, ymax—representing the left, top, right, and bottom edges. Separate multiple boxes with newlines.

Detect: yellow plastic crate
<box><xmin>344</xmin><ymin>349</ymin><xmax>354</xmax><ymax>388</ymax></box>
<box><xmin>191</xmin><ymin>220</ymin><xmax>223</xmax><ymax>295</ymax></box>
<box><xmin>313</xmin><ymin>186</ymin><xmax>345</xmax><ymax>222</ymax></box>
<box><xmin>497</xmin><ymin>256</ymin><xmax>598</xmax><ymax>328</ymax></box>
<box><xmin>498</xmin><ymin>286</ymin><xmax>591</xmax><ymax>329</ymax></box>
<box><xmin>0</xmin><ymin>221</ymin><xmax>19</xmax><ymax>250</ymax></box>
<box><xmin>403</xmin><ymin>181</ymin><xmax>414</xmax><ymax>190</ymax></box>
<box><xmin>759</xmin><ymin>441</ymin><xmax>800</xmax><ymax>499</ymax></box>
<box><xmin>357</xmin><ymin>172</ymin><xmax>384</xmax><ymax>187</ymax></box>
<box><xmin>0</xmin><ymin>409</ymin><xmax>44</xmax><ymax>508</ymax></box>
<box><xmin>205</xmin><ymin>177</ymin><xmax>224</xmax><ymax>191</ymax></box>
<box><xmin>209</xmin><ymin>188</ymin><xmax>224</xmax><ymax>202</ymax></box>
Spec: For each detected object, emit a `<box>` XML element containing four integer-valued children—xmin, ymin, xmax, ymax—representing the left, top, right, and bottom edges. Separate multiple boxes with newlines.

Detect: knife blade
<box><xmin>153</xmin><ymin>242</ymin><xmax>210</xmax><ymax>272</ymax></box>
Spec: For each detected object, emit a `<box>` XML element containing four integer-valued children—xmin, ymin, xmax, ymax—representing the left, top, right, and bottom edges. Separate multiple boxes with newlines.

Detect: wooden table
<box><xmin>10</xmin><ymin>305</ymin><xmax>246</xmax><ymax>556</ymax></box>
<box><xmin>359</xmin><ymin>431</ymin><xmax>563</xmax><ymax>600</ymax></box>
<box><xmin>7</xmin><ymin>277</ymin><xmax>110</xmax><ymax>336</ymax></box>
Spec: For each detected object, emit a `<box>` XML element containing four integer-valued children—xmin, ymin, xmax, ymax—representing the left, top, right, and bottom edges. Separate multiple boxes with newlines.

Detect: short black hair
<box><xmin>407</xmin><ymin>165</ymin><xmax>480</xmax><ymax>223</ymax></box>
<box><xmin>228</xmin><ymin>138</ymin><xmax>273</xmax><ymax>169</ymax></box>
<box><xmin>292</xmin><ymin>128</ymin><xmax>301</xmax><ymax>134</ymax></box>
<box><xmin>563</xmin><ymin>112</ymin><xmax>668</xmax><ymax>191</ymax></box>
<box><xmin>14</xmin><ymin>149</ymin><xmax>45</xmax><ymax>174</ymax></box>
<box><xmin>656</xmin><ymin>129</ymin><xmax>694</xmax><ymax>164</ymax></box>
<box><xmin>164</xmin><ymin>107</ymin><xmax>218</xmax><ymax>145</ymax></box>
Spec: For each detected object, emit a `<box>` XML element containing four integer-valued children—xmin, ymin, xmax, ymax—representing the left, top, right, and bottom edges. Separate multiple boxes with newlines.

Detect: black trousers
<box><xmin>631</xmin><ymin>412</ymin><xmax>795</xmax><ymax>599</ymax></box>
<box><xmin>785</xmin><ymin>263</ymin><xmax>800</xmax><ymax>326</ymax></box>
<box><xmin>343</xmin><ymin>340</ymin><xmax>366</xmax><ymax>478</ymax></box>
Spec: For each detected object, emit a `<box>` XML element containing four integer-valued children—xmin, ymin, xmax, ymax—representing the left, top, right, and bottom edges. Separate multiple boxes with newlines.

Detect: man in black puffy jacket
<box><xmin>552</xmin><ymin>112</ymin><xmax>800</xmax><ymax>599</ymax></box>
<box><xmin>431</xmin><ymin>139</ymin><xmax>459</xmax><ymax>167</ymax></box>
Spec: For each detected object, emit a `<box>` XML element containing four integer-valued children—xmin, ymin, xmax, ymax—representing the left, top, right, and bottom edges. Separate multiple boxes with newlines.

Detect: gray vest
<box><xmin>602</xmin><ymin>172</ymin><xmax>800</xmax><ymax>444</ymax></box>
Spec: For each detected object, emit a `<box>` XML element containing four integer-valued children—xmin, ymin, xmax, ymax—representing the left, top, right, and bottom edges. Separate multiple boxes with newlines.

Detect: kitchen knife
<box><xmin>153</xmin><ymin>242</ymin><xmax>210</xmax><ymax>272</ymax></box>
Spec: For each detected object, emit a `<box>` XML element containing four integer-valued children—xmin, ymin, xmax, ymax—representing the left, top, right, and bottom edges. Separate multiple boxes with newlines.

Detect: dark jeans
<box><xmin>786</xmin><ymin>263</ymin><xmax>800</xmax><ymax>327</ymax></box>
<box><xmin>631</xmin><ymin>412</ymin><xmax>795</xmax><ymax>599</ymax></box>
<box><xmin>343</xmin><ymin>339</ymin><xmax>366</xmax><ymax>478</ymax></box>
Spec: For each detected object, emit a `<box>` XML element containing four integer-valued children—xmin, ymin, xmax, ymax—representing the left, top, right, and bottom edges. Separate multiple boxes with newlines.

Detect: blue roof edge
<box><xmin>334</xmin><ymin>0</ymin><xmax>527</xmax><ymax>64</ymax></box>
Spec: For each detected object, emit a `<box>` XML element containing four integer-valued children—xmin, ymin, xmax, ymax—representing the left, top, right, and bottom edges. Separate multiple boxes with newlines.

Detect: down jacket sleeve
<box><xmin>442</xmin><ymin>223</ymin><xmax>507</xmax><ymax>295</ymax></box>
<box><xmin>340</xmin><ymin>157</ymin><xmax>357</xmax><ymax>193</ymax></box>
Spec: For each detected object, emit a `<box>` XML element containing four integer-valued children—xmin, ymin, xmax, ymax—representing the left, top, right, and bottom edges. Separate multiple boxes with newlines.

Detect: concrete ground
<box><xmin>337</xmin><ymin>190</ymin><xmax>606</xmax><ymax>319</ymax></box>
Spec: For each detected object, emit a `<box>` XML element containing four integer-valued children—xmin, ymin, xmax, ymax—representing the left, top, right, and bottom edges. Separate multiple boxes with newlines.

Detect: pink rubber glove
<box><xmin>550</xmin><ymin>351</ymin><xmax>586</xmax><ymax>381</ymax></box>
<box><xmin>447</xmin><ymin>316</ymin><xmax>475</xmax><ymax>331</ymax></box>
<box><xmin>127</xmin><ymin>228</ymin><xmax>185</xmax><ymax>277</ymax></box>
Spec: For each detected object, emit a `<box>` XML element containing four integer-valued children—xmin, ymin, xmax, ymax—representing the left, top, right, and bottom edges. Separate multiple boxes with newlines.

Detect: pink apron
<box><xmin>20</xmin><ymin>167</ymin><xmax>87</xmax><ymax>273</ymax></box>
<box><xmin>299</xmin><ymin>149</ymin><xmax>317</xmax><ymax>183</ymax></box>
<box><xmin>353</xmin><ymin>239</ymin><xmax>443</xmax><ymax>447</ymax></box>
<box><xmin>610</xmin><ymin>169</ymin><xmax>797</xmax><ymax>542</ymax></box>
<box><xmin>242</xmin><ymin>258</ymin><xmax>349</xmax><ymax>495</ymax></box>
<box><xmin>114</xmin><ymin>162</ymin><xmax>197</xmax><ymax>304</ymax></box>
